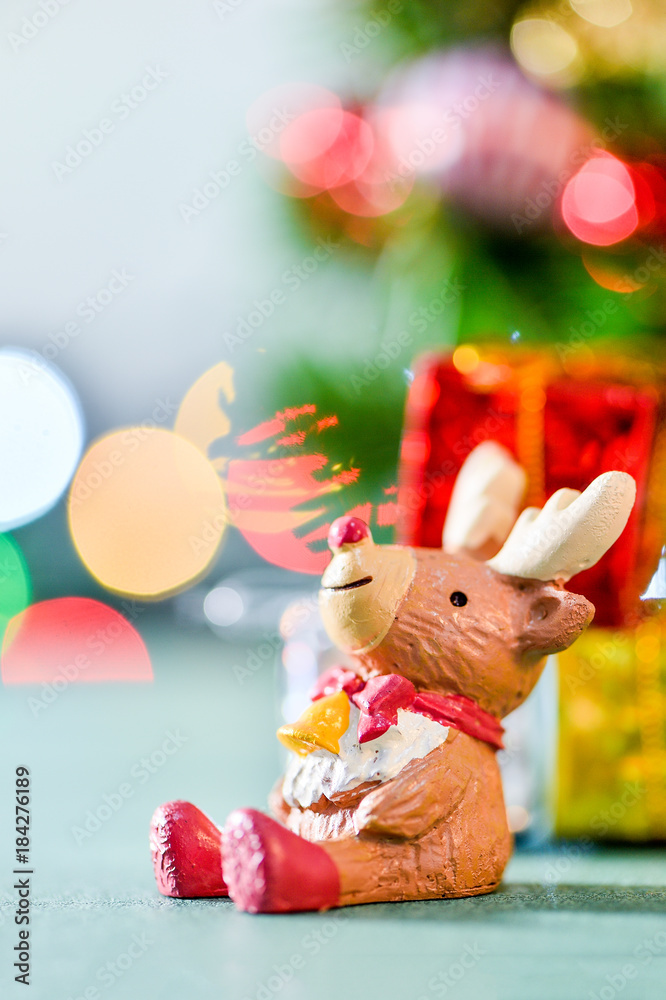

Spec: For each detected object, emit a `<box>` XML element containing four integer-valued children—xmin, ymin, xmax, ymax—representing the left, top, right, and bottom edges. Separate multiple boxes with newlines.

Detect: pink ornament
<box><xmin>375</xmin><ymin>47</ymin><xmax>595</xmax><ymax>228</ymax></box>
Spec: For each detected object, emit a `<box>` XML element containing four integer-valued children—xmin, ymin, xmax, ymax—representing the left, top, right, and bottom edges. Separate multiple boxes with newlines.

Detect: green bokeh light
<box><xmin>0</xmin><ymin>533</ymin><xmax>31</xmax><ymax>641</ymax></box>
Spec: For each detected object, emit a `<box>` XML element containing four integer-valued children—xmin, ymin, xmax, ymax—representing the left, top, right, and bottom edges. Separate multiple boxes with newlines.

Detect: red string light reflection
<box><xmin>280</xmin><ymin>109</ymin><xmax>374</xmax><ymax>192</ymax></box>
<box><xmin>246</xmin><ymin>84</ymin><xmax>342</xmax><ymax>160</ymax></box>
<box><xmin>227</xmin><ymin>450</ymin><xmax>359</xmax><ymax>574</ymax></box>
<box><xmin>561</xmin><ymin>154</ymin><xmax>638</xmax><ymax>246</ymax></box>
<box><xmin>253</xmin><ymin>84</ymin><xmax>414</xmax><ymax>217</ymax></box>
<box><xmin>174</xmin><ymin>364</ymin><xmax>398</xmax><ymax>574</ymax></box>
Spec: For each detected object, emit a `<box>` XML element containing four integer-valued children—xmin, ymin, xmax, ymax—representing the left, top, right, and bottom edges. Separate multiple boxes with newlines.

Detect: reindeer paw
<box><xmin>150</xmin><ymin>800</ymin><xmax>228</xmax><ymax>898</ymax></box>
<box><xmin>222</xmin><ymin>809</ymin><xmax>339</xmax><ymax>913</ymax></box>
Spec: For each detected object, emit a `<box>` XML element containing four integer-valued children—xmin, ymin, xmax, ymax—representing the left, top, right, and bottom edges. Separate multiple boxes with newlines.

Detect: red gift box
<box><xmin>397</xmin><ymin>349</ymin><xmax>666</xmax><ymax>627</ymax></box>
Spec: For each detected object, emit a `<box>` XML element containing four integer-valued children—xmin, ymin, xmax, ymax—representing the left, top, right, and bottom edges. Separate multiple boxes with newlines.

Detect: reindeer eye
<box><xmin>450</xmin><ymin>591</ymin><xmax>468</xmax><ymax>607</ymax></box>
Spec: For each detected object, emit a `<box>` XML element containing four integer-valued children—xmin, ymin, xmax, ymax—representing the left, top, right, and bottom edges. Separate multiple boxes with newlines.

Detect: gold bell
<box><xmin>276</xmin><ymin>690</ymin><xmax>350</xmax><ymax>756</ymax></box>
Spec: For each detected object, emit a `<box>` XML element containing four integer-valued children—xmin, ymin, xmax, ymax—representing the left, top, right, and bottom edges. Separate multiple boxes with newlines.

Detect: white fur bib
<box><xmin>282</xmin><ymin>703</ymin><xmax>449</xmax><ymax>809</ymax></box>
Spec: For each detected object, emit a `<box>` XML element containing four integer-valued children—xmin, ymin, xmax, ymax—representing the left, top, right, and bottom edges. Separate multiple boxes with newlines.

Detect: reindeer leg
<box><xmin>150</xmin><ymin>801</ymin><xmax>228</xmax><ymax>898</ymax></box>
<box><xmin>322</xmin><ymin>834</ymin><xmax>503</xmax><ymax>906</ymax></box>
<box><xmin>221</xmin><ymin>740</ymin><xmax>507</xmax><ymax>911</ymax></box>
<box><xmin>221</xmin><ymin>807</ymin><xmax>505</xmax><ymax>912</ymax></box>
<box><xmin>222</xmin><ymin>809</ymin><xmax>340</xmax><ymax>913</ymax></box>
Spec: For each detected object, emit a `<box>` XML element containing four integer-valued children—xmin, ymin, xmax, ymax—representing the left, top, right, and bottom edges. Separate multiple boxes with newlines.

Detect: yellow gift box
<box><xmin>556</xmin><ymin>615</ymin><xmax>666</xmax><ymax>839</ymax></box>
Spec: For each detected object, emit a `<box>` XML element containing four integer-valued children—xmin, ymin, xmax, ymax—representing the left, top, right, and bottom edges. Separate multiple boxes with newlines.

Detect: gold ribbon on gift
<box><xmin>515</xmin><ymin>359</ymin><xmax>548</xmax><ymax>509</ymax></box>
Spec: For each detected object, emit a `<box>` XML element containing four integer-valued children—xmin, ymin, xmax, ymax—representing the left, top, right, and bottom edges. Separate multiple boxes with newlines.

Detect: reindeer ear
<box><xmin>443</xmin><ymin>441</ymin><xmax>526</xmax><ymax>558</ymax></box>
<box><xmin>515</xmin><ymin>584</ymin><xmax>594</xmax><ymax>663</ymax></box>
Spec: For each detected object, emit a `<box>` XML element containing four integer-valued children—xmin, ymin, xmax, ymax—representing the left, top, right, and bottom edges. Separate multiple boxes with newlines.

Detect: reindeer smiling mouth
<box><xmin>325</xmin><ymin>576</ymin><xmax>373</xmax><ymax>592</ymax></box>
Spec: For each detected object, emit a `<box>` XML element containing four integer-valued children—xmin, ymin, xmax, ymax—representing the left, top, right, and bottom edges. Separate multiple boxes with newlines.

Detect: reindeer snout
<box><xmin>328</xmin><ymin>516</ymin><xmax>372</xmax><ymax>551</ymax></box>
<box><xmin>320</xmin><ymin>517</ymin><xmax>415</xmax><ymax>653</ymax></box>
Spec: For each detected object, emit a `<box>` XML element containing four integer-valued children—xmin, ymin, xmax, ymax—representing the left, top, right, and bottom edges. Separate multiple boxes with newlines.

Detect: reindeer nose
<box><xmin>328</xmin><ymin>516</ymin><xmax>372</xmax><ymax>551</ymax></box>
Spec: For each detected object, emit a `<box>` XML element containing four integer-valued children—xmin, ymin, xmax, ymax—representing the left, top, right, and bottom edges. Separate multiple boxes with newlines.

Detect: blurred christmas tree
<box><xmin>257</xmin><ymin>0</ymin><xmax>666</xmax><ymax>523</ymax></box>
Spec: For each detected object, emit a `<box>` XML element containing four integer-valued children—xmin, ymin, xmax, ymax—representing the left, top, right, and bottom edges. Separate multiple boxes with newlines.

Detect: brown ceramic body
<box><xmin>152</xmin><ymin>461</ymin><xmax>634</xmax><ymax>911</ymax></box>
<box><xmin>273</xmin><ymin>545</ymin><xmax>594</xmax><ymax>904</ymax></box>
<box><xmin>272</xmin><ymin>729</ymin><xmax>511</xmax><ymax>904</ymax></box>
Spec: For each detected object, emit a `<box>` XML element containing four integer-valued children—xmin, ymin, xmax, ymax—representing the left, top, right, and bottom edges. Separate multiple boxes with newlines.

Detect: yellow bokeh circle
<box><xmin>452</xmin><ymin>345</ymin><xmax>480</xmax><ymax>375</ymax></box>
<box><xmin>68</xmin><ymin>427</ymin><xmax>227</xmax><ymax>598</ymax></box>
<box><xmin>174</xmin><ymin>361</ymin><xmax>234</xmax><ymax>458</ymax></box>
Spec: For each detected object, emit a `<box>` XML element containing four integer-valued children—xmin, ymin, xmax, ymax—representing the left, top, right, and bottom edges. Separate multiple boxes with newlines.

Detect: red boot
<box><xmin>222</xmin><ymin>808</ymin><xmax>339</xmax><ymax>913</ymax></box>
<box><xmin>150</xmin><ymin>800</ymin><xmax>228</xmax><ymax>898</ymax></box>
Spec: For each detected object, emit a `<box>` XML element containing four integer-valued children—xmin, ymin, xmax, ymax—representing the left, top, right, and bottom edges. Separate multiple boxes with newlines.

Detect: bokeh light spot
<box><xmin>281</xmin><ymin>107</ymin><xmax>346</xmax><ymax>166</ymax></box>
<box><xmin>252</xmin><ymin>86</ymin><xmax>417</xmax><ymax>217</ymax></box>
<box><xmin>511</xmin><ymin>18</ymin><xmax>579</xmax><ymax>80</ymax></box>
<box><xmin>0</xmin><ymin>348</ymin><xmax>84</xmax><ymax>530</ymax></box>
<box><xmin>1</xmin><ymin>597</ymin><xmax>152</xmax><ymax>685</ymax></box>
<box><xmin>174</xmin><ymin>362</ymin><xmax>234</xmax><ymax>460</ymax></box>
<box><xmin>203</xmin><ymin>586</ymin><xmax>244</xmax><ymax>627</ymax></box>
<box><xmin>325</xmin><ymin>111</ymin><xmax>416</xmax><ymax>218</ymax></box>
<box><xmin>328</xmin><ymin>165</ymin><xmax>413</xmax><ymax>218</ymax></box>
<box><xmin>562</xmin><ymin>155</ymin><xmax>638</xmax><ymax>246</ymax></box>
<box><xmin>69</xmin><ymin>428</ymin><xmax>226</xmax><ymax>598</ymax></box>
<box><xmin>582</xmin><ymin>253</ymin><xmax>645</xmax><ymax>293</ymax></box>
<box><xmin>571</xmin><ymin>0</ymin><xmax>632</xmax><ymax>28</ymax></box>
<box><xmin>280</xmin><ymin>109</ymin><xmax>374</xmax><ymax>191</ymax></box>
<box><xmin>377</xmin><ymin>103</ymin><xmax>464</xmax><ymax>177</ymax></box>
<box><xmin>282</xmin><ymin>640</ymin><xmax>317</xmax><ymax>676</ymax></box>
<box><xmin>0</xmin><ymin>534</ymin><xmax>31</xmax><ymax>641</ymax></box>
<box><xmin>246</xmin><ymin>84</ymin><xmax>341</xmax><ymax>160</ymax></box>
<box><xmin>452</xmin><ymin>345</ymin><xmax>480</xmax><ymax>375</ymax></box>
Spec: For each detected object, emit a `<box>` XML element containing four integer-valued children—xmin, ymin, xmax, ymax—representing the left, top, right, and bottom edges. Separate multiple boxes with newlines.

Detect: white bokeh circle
<box><xmin>0</xmin><ymin>347</ymin><xmax>84</xmax><ymax>530</ymax></box>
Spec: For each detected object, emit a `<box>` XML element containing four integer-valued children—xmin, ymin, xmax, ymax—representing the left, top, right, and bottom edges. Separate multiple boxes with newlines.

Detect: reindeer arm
<box><xmin>355</xmin><ymin>733</ymin><xmax>470</xmax><ymax>840</ymax></box>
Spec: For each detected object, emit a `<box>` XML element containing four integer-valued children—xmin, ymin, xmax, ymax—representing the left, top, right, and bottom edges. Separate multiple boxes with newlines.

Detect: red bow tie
<box><xmin>311</xmin><ymin>666</ymin><xmax>505</xmax><ymax>751</ymax></box>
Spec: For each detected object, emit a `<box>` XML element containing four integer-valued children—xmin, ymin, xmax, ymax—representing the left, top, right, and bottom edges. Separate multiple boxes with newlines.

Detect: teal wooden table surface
<box><xmin>2</xmin><ymin>618</ymin><xmax>665</xmax><ymax>1000</ymax></box>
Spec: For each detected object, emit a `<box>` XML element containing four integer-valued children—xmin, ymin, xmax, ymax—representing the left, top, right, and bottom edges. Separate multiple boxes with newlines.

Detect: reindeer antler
<box><xmin>443</xmin><ymin>441</ymin><xmax>527</xmax><ymax>557</ymax></box>
<box><xmin>486</xmin><ymin>471</ymin><xmax>636</xmax><ymax>582</ymax></box>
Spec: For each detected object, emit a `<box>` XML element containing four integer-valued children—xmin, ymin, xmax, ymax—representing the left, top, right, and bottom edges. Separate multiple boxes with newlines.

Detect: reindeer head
<box><xmin>319</xmin><ymin>443</ymin><xmax>636</xmax><ymax>718</ymax></box>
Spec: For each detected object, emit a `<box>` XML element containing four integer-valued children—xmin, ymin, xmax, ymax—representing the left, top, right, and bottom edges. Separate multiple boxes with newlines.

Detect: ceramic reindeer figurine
<box><xmin>151</xmin><ymin>442</ymin><xmax>636</xmax><ymax>912</ymax></box>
